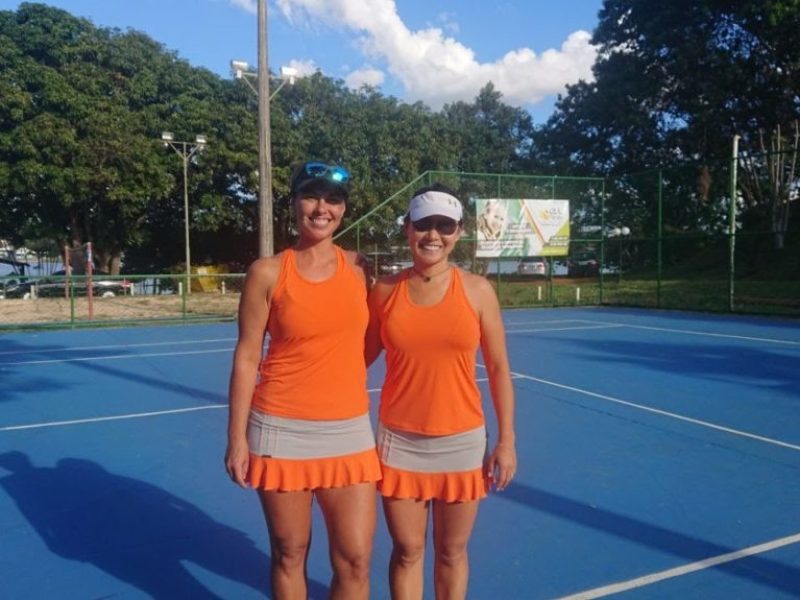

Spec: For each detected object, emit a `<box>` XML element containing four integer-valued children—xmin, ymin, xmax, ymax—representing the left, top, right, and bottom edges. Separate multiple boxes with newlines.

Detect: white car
<box><xmin>516</xmin><ymin>257</ymin><xmax>548</xmax><ymax>276</ymax></box>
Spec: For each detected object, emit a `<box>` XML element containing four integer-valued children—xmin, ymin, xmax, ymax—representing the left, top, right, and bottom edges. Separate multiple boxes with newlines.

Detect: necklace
<box><xmin>412</xmin><ymin>265</ymin><xmax>451</xmax><ymax>282</ymax></box>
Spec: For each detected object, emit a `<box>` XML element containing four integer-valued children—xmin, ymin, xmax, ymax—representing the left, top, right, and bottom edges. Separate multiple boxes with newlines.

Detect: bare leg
<box><xmin>257</xmin><ymin>489</ymin><xmax>313</xmax><ymax>600</ymax></box>
<box><xmin>383</xmin><ymin>497</ymin><xmax>430</xmax><ymax>600</ymax></box>
<box><xmin>432</xmin><ymin>499</ymin><xmax>479</xmax><ymax>600</ymax></box>
<box><xmin>316</xmin><ymin>482</ymin><xmax>376</xmax><ymax>600</ymax></box>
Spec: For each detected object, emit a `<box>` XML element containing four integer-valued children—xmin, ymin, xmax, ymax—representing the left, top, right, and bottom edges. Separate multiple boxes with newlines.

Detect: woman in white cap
<box><xmin>226</xmin><ymin>161</ymin><xmax>381</xmax><ymax>599</ymax></box>
<box><xmin>366</xmin><ymin>183</ymin><xmax>516</xmax><ymax>599</ymax></box>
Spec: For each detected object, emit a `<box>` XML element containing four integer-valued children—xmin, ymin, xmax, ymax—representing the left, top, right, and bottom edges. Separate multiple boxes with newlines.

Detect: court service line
<box><xmin>506</xmin><ymin>325</ymin><xmax>624</xmax><ymax>334</ymax></box>
<box><xmin>0</xmin><ymin>337</ymin><xmax>237</xmax><ymax>357</ymax></box>
<box><xmin>601</xmin><ymin>322</ymin><xmax>800</xmax><ymax>346</ymax></box>
<box><xmin>0</xmin><ymin>379</ymin><xmax>510</xmax><ymax>432</ymax></box>
<box><xmin>503</xmin><ymin>318</ymin><xmax>800</xmax><ymax>346</ymax></box>
<box><xmin>0</xmin><ymin>347</ymin><xmax>233</xmax><ymax>366</ymax></box>
<box><xmin>0</xmin><ymin>405</ymin><xmax>227</xmax><ymax>431</ymax></box>
<box><xmin>557</xmin><ymin>531</ymin><xmax>800</xmax><ymax>599</ymax></box>
<box><xmin>496</xmin><ymin>368</ymin><xmax>800</xmax><ymax>452</ymax></box>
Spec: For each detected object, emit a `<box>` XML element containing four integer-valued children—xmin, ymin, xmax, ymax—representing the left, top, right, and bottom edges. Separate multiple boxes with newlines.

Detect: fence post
<box><xmin>599</xmin><ymin>178</ymin><xmax>606</xmax><ymax>304</ymax></box>
<box><xmin>728</xmin><ymin>135</ymin><xmax>740</xmax><ymax>313</ymax></box>
<box><xmin>657</xmin><ymin>169</ymin><xmax>663</xmax><ymax>308</ymax></box>
<box><xmin>181</xmin><ymin>275</ymin><xmax>188</xmax><ymax>320</ymax></box>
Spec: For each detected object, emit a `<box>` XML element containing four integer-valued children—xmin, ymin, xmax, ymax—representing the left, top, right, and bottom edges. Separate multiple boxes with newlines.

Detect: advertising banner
<box><xmin>475</xmin><ymin>199</ymin><xmax>570</xmax><ymax>257</ymax></box>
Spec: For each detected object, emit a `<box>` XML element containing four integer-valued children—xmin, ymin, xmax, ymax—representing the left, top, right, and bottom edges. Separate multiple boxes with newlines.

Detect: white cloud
<box><xmin>274</xmin><ymin>0</ymin><xmax>597</xmax><ymax>109</ymax></box>
<box><xmin>434</xmin><ymin>12</ymin><xmax>459</xmax><ymax>35</ymax></box>
<box><xmin>228</xmin><ymin>0</ymin><xmax>257</xmax><ymax>14</ymax></box>
<box><xmin>345</xmin><ymin>67</ymin><xmax>385</xmax><ymax>89</ymax></box>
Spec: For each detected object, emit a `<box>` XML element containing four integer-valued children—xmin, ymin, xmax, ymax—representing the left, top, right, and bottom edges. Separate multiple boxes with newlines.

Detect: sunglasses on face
<box><xmin>302</xmin><ymin>162</ymin><xmax>351</xmax><ymax>184</ymax></box>
<box><xmin>299</xmin><ymin>191</ymin><xmax>346</xmax><ymax>205</ymax></box>
<box><xmin>411</xmin><ymin>217</ymin><xmax>459</xmax><ymax>235</ymax></box>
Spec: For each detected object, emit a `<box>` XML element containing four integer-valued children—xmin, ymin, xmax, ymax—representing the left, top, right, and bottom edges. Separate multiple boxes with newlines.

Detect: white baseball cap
<box><xmin>408</xmin><ymin>191</ymin><xmax>463</xmax><ymax>222</ymax></box>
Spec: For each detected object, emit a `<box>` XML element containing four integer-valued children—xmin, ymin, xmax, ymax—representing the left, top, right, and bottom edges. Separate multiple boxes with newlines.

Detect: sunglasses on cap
<box><xmin>293</xmin><ymin>162</ymin><xmax>351</xmax><ymax>204</ymax></box>
<box><xmin>410</xmin><ymin>216</ymin><xmax>459</xmax><ymax>235</ymax></box>
<box><xmin>301</xmin><ymin>162</ymin><xmax>350</xmax><ymax>184</ymax></box>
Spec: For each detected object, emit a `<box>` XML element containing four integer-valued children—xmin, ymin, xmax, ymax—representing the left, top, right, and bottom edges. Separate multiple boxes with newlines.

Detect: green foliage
<box><xmin>0</xmin><ymin>4</ymin><xmax>539</xmax><ymax>271</ymax></box>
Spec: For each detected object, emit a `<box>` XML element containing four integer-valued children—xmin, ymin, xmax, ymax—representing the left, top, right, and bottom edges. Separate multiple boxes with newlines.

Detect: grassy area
<box><xmin>492</xmin><ymin>275</ymin><xmax>800</xmax><ymax>317</ymax></box>
<box><xmin>0</xmin><ymin>293</ymin><xmax>240</xmax><ymax>329</ymax></box>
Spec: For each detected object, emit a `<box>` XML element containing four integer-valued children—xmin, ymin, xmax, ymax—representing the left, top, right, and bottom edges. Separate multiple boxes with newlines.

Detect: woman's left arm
<box><xmin>473</xmin><ymin>276</ymin><xmax>517</xmax><ymax>491</ymax></box>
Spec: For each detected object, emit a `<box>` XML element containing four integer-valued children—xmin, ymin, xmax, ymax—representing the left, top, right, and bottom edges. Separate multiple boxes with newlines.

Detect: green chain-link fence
<box><xmin>2</xmin><ymin>161</ymin><xmax>797</xmax><ymax>330</ymax></box>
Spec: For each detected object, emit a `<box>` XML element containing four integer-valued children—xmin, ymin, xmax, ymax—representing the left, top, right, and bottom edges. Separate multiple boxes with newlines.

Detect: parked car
<box><xmin>380</xmin><ymin>262</ymin><xmax>406</xmax><ymax>275</ymax></box>
<box><xmin>517</xmin><ymin>257</ymin><xmax>548</xmax><ymax>277</ymax></box>
<box><xmin>568</xmin><ymin>252</ymin><xmax>599</xmax><ymax>277</ymax></box>
<box><xmin>3</xmin><ymin>271</ymin><xmax>131</xmax><ymax>299</ymax></box>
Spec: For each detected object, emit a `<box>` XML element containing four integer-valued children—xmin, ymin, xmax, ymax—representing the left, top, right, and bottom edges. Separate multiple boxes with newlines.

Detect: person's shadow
<box><xmin>0</xmin><ymin>452</ymin><xmax>328</xmax><ymax>598</ymax></box>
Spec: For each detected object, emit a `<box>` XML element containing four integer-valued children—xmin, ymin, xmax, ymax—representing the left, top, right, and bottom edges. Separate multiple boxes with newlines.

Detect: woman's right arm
<box><xmin>225</xmin><ymin>258</ymin><xmax>277</xmax><ymax>487</ymax></box>
<box><xmin>364</xmin><ymin>279</ymin><xmax>394</xmax><ymax>367</ymax></box>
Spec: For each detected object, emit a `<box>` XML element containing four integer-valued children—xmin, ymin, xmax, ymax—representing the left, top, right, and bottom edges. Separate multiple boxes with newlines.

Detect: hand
<box><xmin>485</xmin><ymin>442</ymin><xmax>517</xmax><ymax>491</ymax></box>
<box><xmin>224</xmin><ymin>436</ymin><xmax>251</xmax><ymax>488</ymax></box>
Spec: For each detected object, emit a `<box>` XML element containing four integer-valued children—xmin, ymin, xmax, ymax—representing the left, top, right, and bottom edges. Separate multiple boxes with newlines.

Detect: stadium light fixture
<box><xmin>159</xmin><ymin>132</ymin><xmax>208</xmax><ymax>295</ymax></box>
<box><xmin>231</xmin><ymin>49</ymin><xmax>300</xmax><ymax>257</ymax></box>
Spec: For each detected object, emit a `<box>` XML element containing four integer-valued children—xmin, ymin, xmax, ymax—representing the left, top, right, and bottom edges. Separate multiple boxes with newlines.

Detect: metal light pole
<box><xmin>161</xmin><ymin>132</ymin><xmax>207</xmax><ymax>294</ymax></box>
<box><xmin>257</xmin><ymin>0</ymin><xmax>272</xmax><ymax>257</ymax></box>
<box><xmin>231</xmin><ymin>0</ymin><xmax>298</xmax><ymax>257</ymax></box>
<box><xmin>232</xmin><ymin>62</ymin><xmax>296</xmax><ymax>100</ymax></box>
<box><xmin>231</xmin><ymin>59</ymin><xmax>297</xmax><ymax>258</ymax></box>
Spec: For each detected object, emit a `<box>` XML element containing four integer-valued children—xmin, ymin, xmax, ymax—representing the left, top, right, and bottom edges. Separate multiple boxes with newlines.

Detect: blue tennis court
<box><xmin>1</xmin><ymin>307</ymin><xmax>799</xmax><ymax>598</ymax></box>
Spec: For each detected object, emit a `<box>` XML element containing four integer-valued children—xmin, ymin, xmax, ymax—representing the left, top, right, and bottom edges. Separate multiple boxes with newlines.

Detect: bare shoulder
<box><xmin>342</xmin><ymin>248</ymin><xmax>368</xmax><ymax>267</ymax></box>
<box><xmin>245</xmin><ymin>254</ymin><xmax>282</xmax><ymax>288</ymax></box>
<box><xmin>342</xmin><ymin>249</ymin><xmax>372</xmax><ymax>284</ymax></box>
<box><xmin>459</xmin><ymin>269</ymin><xmax>496</xmax><ymax>297</ymax></box>
<box><xmin>369</xmin><ymin>270</ymin><xmax>404</xmax><ymax>307</ymax></box>
<box><xmin>459</xmin><ymin>269</ymin><xmax>499</xmax><ymax>315</ymax></box>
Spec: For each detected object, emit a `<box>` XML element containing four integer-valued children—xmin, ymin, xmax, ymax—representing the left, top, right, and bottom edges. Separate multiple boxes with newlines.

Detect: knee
<box><xmin>435</xmin><ymin>542</ymin><xmax>468</xmax><ymax>568</ymax></box>
<box><xmin>392</xmin><ymin>540</ymin><xmax>425</xmax><ymax>569</ymax></box>
<box><xmin>271</xmin><ymin>538</ymin><xmax>309</xmax><ymax>571</ymax></box>
<box><xmin>333</xmin><ymin>547</ymin><xmax>372</xmax><ymax>583</ymax></box>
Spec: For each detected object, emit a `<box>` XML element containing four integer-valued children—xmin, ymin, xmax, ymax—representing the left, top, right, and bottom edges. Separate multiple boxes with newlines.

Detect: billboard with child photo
<box><xmin>475</xmin><ymin>199</ymin><xmax>570</xmax><ymax>258</ymax></box>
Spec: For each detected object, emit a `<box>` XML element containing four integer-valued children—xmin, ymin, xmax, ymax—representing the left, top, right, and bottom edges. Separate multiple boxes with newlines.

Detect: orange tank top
<box><xmin>378</xmin><ymin>268</ymin><xmax>484</xmax><ymax>435</ymax></box>
<box><xmin>252</xmin><ymin>246</ymin><xmax>369</xmax><ymax>420</ymax></box>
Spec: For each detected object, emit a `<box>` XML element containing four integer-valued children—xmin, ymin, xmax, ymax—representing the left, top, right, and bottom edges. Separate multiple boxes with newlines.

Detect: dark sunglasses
<box><xmin>302</xmin><ymin>162</ymin><xmax>350</xmax><ymax>185</ymax></box>
<box><xmin>411</xmin><ymin>217</ymin><xmax>459</xmax><ymax>235</ymax></box>
<box><xmin>299</xmin><ymin>193</ymin><xmax>346</xmax><ymax>205</ymax></box>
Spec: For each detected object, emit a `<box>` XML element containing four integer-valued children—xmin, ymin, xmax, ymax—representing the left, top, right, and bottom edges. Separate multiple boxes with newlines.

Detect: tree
<box><xmin>535</xmin><ymin>0</ymin><xmax>800</xmax><ymax>240</ymax></box>
<box><xmin>738</xmin><ymin>122</ymin><xmax>798</xmax><ymax>249</ymax></box>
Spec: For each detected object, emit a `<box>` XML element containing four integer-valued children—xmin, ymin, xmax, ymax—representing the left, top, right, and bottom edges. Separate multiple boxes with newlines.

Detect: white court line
<box><xmin>0</xmin><ymin>378</ymin><xmax>513</xmax><ymax>432</ymax></box>
<box><xmin>506</xmin><ymin>325</ymin><xmax>624</xmax><ymax>334</ymax></box>
<box><xmin>508</xmin><ymin>370</ymin><xmax>800</xmax><ymax>452</ymax></box>
<box><xmin>505</xmin><ymin>319</ymin><xmax>596</xmax><ymax>326</ymax></box>
<box><xmin>556</xmin><ymin>531</ymin><xmax>800</xmax><ymax>599</ymax></box>
<box><xmin>604</xmin><ymin>322</ymin><xmax>800</xmax><ymax>346</ymax></box>
<box><xmin>0</xmin><ymin>347</ymin><xmax>233</xmax><ymax>366</ymax></box>
<box><xmin>0</xmin><ymin>405</ymin><xmax>227</xmax><ymax>431</ymax></box>
<box><xmin>504</xmin><ymin>318</ymin><xmax>799</xmax><ymax>346</ymax></box>
<box><xmin>0</xmin><ymin>337</ymin><xmax>237</xmax><ymax>357</ymax></box>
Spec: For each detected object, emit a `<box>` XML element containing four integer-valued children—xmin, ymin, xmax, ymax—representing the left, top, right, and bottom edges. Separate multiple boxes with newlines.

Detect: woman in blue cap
<box><xmin>225</xmin><ymin>161</ymin><xmax>381</xmax><ymax>599</ymax></box>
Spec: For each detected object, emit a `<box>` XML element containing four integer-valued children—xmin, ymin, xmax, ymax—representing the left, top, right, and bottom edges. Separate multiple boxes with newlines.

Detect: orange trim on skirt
<box><xmin>247</xmin><ymin>447</ymin><xmax>381</xmax><ymax>492</ymax></box>
<box><xmin>378</xmin><ymin>463</ymin><xmax>488</xmax><ymax>503</ymax></box>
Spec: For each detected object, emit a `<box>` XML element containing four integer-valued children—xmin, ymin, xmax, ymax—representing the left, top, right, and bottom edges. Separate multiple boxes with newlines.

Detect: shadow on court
<box><xmin>537</xmin><ymin>336</ymin><xmax>800</xmax><ymax>398</ymax></box>
<box><xmin>0</xmin><ymin>452</ymin><xmax>329</xmax><ymax>598</ymax></box>
<box><xmin>503</xmin><ymin>482</ymin><xmax>800</xmax><ymax>596</ymax></box>
<box><xmin>0</xmin><ymin>336</ymin><xmax>228</xmax><ymax>406</ymax></box>
<box><xmin>0</xmin><ymin>339</ymin><xmax>68</xmax><ymax>403</ymax></box>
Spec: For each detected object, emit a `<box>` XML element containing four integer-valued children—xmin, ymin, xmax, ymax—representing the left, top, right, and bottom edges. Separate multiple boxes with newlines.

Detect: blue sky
<box><xmin>1</xmin><ymin>0</ymin><xmax>604</xmax><ymax>122</ymax></box>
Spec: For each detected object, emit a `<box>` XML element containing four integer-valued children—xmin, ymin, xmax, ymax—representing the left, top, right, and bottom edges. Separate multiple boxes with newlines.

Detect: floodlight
<box><xmin>161</xmin><ymin>131</ymin><xmax>174</xmax><ymax>142</ymax></box>
<box><xmin>231</xmin><ymin>60</ymin><xmax>250</xmax><ymax>72</ymax></box>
